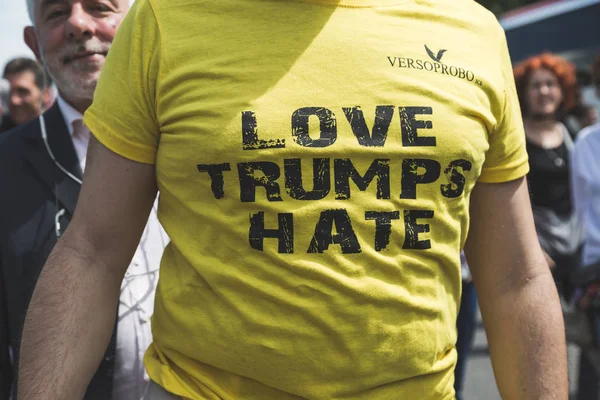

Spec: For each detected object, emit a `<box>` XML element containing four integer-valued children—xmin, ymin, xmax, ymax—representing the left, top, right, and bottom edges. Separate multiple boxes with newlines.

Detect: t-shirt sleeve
<box><xmin>83</xmin><ymin>0</ymin><xmax>161</xmax><ymax>164</ymax></box>
<box><xmin>477</xmin><ymin>26</ymin><xmax>529</xmax><ymax>183</ymax></box>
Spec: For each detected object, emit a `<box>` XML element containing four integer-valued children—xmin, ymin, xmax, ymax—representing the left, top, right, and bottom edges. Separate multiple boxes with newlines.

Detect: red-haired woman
<box><xmin>514</xmin><ymin>53</ymin><xmax>584</xmax><ymax>295</ymax></box>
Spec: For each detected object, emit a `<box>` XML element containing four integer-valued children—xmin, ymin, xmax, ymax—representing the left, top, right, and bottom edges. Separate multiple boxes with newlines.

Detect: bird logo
<box><xmin>425</xmin><ymin>45</ymin><xmax>447</xmax><ymax>63</ymax></box>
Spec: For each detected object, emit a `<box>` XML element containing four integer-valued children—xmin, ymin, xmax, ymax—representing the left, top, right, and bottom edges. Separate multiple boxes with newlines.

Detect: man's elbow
<box><xmin>54</xmin><ymin>220</ymin><xmax>128</xmax><ymax>282</ymax></box>
<box><xmin>470</xmin><ymin>248</ymin><xmax>553</xmax><ymax>300</ymax></box>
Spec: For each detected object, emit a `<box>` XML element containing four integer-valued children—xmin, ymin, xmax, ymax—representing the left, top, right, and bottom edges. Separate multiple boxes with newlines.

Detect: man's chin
<box><xmin>64</xmin><ymin>69</ymin><xmax>99</xmax><ymax>85</ymax></box>
<box><xmin>13</xmin><ymin>113</ymin><xmax>37</xmax><ymax>125</ymax></box>
<box><xmin>54</xmin><ymin>76</ymin><xmax>98</xmax><ymax>103</ymax></box>
<box><xmin>65</xmin><ymin>62</ymin><xmax>104</xmax><ymax>77</ymax></box>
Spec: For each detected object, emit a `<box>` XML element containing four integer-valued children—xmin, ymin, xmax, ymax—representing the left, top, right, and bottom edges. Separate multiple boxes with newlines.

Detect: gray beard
<box><xmin>42</xmin><ymin>55</ymin><xmax>97</xmax><ymax>102</ymax></box>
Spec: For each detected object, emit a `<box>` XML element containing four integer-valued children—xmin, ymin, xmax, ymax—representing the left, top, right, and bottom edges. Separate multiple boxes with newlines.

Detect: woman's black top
<box><xmin>526</xmin><ymin>138</ymin><xmax>572</xmax><ymax>215</ymax></box>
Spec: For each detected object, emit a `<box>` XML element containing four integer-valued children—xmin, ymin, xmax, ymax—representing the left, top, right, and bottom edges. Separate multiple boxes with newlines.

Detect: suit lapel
<box><xmin>24</xmin><ymin>103</ymin><xmax>83</xmax><ymax>216</ymax></box>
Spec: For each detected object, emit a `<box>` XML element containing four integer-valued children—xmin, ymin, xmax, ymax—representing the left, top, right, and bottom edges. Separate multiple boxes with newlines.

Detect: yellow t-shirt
<box><xmin>84</xmin><ymin>0</ymin><xmax>528</xmax><ymax>398</ymax></box>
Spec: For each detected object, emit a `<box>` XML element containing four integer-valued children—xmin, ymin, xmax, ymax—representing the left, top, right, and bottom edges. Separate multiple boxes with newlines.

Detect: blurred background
<box><xmin>0</xmin><ymin>0</ymin><xmax>30</xmax><ymax>71</ymax></box>
<box><xmin>0</xmin><ymin>0</ymin><xmax>599</xmax><ymax>399</ymax></box>
<box><xmin>495</xmin><ymin>0</ymin><xmax>600</xmax><ymax>116</ymax></box>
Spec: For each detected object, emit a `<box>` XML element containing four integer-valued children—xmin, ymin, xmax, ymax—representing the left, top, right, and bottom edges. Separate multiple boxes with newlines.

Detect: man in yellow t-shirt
<box><xmin>18</xmin><ymin>0</ymin><xmax>568</xmax><ymax>399</ymax></box>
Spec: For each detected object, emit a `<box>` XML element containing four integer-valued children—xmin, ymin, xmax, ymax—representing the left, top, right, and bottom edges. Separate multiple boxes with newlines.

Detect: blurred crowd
<box><xmin>0</xmin><ymin>58</ymin><xmax>55</xmax><ymax>133</ymax></box>
<box><xmin>0</xmin><ymin>0</ymin><xmax>600</xmax><ymax>399</ymax></box>
<box><xmin>455</xmin><ymin>53</ymin><xmax>600</xmax><ymax>400</ymax></box>
<box><xmin>0</xmin><ymin>1</ymin><xmax>166</xmax><ymax>399</ymax></box>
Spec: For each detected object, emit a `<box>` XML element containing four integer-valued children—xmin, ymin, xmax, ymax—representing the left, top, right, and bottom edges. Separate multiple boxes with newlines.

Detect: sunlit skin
<box><xmin>5</xmin><ymin>70</ymin><xmax>43</xmax><ymax>125</ymax></box>
<box><xmin>24</xmin><ymin>0</ymin><xmax>129</xmax><ymax>114</ymax></box>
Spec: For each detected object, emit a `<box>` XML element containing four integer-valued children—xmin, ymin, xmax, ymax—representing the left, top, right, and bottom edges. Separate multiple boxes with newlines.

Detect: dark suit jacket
<box><xmin>0</xmin><ymin>103</ymin><xmax>116</xmax><ymax>399</ymax></box>
<box><xmin>0</xmin><ymin>116</ymin><xmax>16</xmax><ymax>134</ymax></box>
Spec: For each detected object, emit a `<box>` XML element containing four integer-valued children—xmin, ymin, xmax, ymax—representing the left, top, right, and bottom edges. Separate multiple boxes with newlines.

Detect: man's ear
<box><xmin>24</xmin><ymin>26</ymin><xmax>42</xmax><ymax>62</ymax></box>
<box><xmin>42</xmin><ymin>87</ymin><xmax>55</xmax><ymax>111</ymax></box>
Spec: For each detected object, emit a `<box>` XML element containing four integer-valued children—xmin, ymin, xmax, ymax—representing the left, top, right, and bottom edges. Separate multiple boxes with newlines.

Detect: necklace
<box><xmin>525</xmin><ymin>122</ymin><xmax>568</xmax><ymax>168</ymax></box>
<box><xmin>545</xmin><ymin>146</ymin><xmax>565</xmax><ymax>167</ymax></box>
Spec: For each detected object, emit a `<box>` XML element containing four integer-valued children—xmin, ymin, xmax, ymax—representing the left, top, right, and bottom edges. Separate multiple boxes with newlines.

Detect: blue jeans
<box><xmin>454</xmin><ymin>281</ymin><xmax>478</xmax><ymax>400</ymax></box>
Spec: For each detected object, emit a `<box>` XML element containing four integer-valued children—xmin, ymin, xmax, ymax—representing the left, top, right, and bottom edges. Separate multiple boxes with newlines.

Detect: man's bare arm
<box><xmin>464</xmin><ymin>177</ymin><xmax>567</xmax><ymax>400</ymax></box>
<box><xmin>18</xmin><ymin>136</ymin><xmax>157</xmax><ymax>399</ymax></box>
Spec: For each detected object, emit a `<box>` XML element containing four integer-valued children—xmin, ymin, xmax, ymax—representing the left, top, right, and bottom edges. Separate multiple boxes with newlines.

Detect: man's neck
<box><xmin>57</xmin><ymin>92</ymin><xmax>92</xmax><ymax>115</ymax></box>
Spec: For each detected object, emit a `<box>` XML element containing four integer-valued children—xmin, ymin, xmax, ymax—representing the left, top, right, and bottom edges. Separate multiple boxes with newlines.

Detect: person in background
<box><xmin>0</xmin><ymin>0</ymin><xmax>167</xmax><ymax>398</ymax></box>
<box><xmin>0</xmin><ymin>57</ymin><xmax>52</xmax><ymax>133</ymax></box>
<box><xmin>0</xmin><ymin>79</ymin><xmax>9</xmax><ymax>125</ymax></box>
<box><xmin>454</xmin><ymin>252</ymin><xmax>478</xmax><ymax>400</ymax></box>
<box><xmin>595</xmin><ymin>56</ymin><xmax>600</xmax><ymax>99</ymax></box>
<box><xmin>563</xmin><ymin>70</ymin><xmax>599</xmax><ymax>138</ymax></box>
<box><xmin>571</xmin><ymin>53</ymin><xmax>600</xmax><ymax>400</ymax></box>
<box><xmin>572</xmin><ymin>103</ymin><xmax>598</xmax><ymax>130</ymax></box>
<box><xmin>514</xmin><ymin>53</ymin><xmax>584</xmax><ymax>299</ymax></box>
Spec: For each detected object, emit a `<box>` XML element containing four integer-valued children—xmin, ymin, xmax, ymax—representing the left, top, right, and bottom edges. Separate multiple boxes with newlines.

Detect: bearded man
<box><xmin>0</xmin><ymin>1</ymin><xmax>167</xmax><ymax>399</ymax></box>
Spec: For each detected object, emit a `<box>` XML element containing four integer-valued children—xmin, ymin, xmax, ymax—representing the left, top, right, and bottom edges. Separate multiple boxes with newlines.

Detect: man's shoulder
<box><xmin>0</xmin><ymin>116</ymin><xmax>16</xmax><ymax>133</ymax></box>
<box><xmin>0</xmin><ymin>118</ymin><xmax>41</xmax><ymax>170</ymax></box>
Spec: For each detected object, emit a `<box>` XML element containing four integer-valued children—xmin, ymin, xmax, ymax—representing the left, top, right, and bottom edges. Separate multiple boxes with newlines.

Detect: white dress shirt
<box><xmin>571</xmin><ymin>122</ymin><xmax>600</xmax><ymax>267</ymax></box>
<box><xmin>56</xmin><ymin>96</ymin><xmax>169</xmax><ymax>400</ymax></box>
<box><xmin>56</xmin><ymin>96</ymin><xmax>90</xmax><ymax>171</ymax></box>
